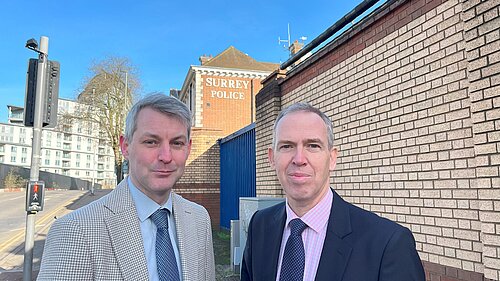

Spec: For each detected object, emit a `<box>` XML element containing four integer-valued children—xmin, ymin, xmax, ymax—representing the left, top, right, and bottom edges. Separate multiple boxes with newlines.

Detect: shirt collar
<box><xmin>128</xmin><ymin>177</ymin><xmax>173</xmax><ymax>223</ymax></box>
<box><xmin>285</xmin><ymin>188</ymin><xmax>333</xmax><ymax>233</ymax></box>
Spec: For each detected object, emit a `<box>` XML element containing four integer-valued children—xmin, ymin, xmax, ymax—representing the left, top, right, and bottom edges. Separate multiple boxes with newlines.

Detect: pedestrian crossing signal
<box><xmin>26</xmin><ymin>181</ymin><xmax>45</xmax><ymax>212</ymax></box>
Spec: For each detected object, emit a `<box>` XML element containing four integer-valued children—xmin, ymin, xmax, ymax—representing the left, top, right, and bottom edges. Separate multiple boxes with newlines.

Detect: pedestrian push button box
<box><xmin>26</xmin><ymin>180</ymin><xmax>45</xmax><ymax>212</ymax></box>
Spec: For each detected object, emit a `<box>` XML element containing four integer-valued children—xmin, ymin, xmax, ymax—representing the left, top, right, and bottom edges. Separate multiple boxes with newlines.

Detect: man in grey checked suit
<box><xmin>38</xmin><ymin>94</ymin><xmax>215</xmax><ymax>281</ymax></box>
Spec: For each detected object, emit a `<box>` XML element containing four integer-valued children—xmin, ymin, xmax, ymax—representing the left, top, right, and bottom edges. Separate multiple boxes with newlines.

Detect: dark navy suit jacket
<box><xmin>241</xmin><ymin>190</ymin><xmax>425</xmax><ymax>281</ymax></box>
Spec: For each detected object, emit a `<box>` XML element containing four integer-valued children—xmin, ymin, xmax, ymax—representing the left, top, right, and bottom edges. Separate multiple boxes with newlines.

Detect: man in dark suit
<box><xmin>241</xmin><ymin>103</ymin><xmax>425</xmax><ymax>281</ymax></box>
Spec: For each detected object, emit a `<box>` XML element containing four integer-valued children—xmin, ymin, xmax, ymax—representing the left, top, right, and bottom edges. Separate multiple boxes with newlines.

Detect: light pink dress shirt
<box><xmin>275</xmin><ymin>189</ymin><xmax>333</xmax><ymax>281</ymax></box>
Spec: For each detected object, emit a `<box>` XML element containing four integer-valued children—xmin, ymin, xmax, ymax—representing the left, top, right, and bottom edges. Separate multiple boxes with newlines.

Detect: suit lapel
<box><xmin>104</xmin><ymin>181</ymin><xmax>149</xmax><ymax>281</ymax></box>
<box><xmin>315</xmin><ymin>190</ymin><xmax>353</xmax><ymax>281</ymax></box>
<box><xmin>261</xmin><ymin>204</ymin><xmax>286</xmax><ymax>280</ymax></box>
<box><xmin>172</xmin><ymin>193</ymin><xmax>196</xmax><ymax>281</ymax></box>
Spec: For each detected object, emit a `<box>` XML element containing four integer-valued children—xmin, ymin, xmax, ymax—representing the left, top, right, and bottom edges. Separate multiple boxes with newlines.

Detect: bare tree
<box><xmin>69</xmin><ymin>56</ymin><xmax>140</xmax><ymax>185</ymax></box>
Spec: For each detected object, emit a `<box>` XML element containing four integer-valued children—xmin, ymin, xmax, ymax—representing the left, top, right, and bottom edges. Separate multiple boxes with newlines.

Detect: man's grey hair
<box><xmin>272</xmin><ymin>102</ymin><xmax>334</xmax><ymax>150</ymax></box>
<box><xmin>124</xmin><ymin>93</ymin><xmax>192</xmax><ymax>141</ymax></box>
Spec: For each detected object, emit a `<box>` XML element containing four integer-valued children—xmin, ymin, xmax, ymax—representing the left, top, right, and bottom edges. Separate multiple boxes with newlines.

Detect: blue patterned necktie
<box><xmin>150</xmin><ymin>209</ymin><xmax>180</xmax><ymax>281</ymax></box>
<box><xmin>280</xmin><ymin>218</ymin><xmax>308</xmax><ymax>281</ymax></box>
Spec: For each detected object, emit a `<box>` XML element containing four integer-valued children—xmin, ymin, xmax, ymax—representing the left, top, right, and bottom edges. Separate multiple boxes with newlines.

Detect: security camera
<box><xmin>25</xmin><ymin>38</ymin><xmax>39</xmax><ymax>50</ymax></box>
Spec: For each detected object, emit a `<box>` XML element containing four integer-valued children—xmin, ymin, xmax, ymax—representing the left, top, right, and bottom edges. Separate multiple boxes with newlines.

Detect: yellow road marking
<box><xmin>0</xmin><ymin>196</ymin><xmax>79</xmax><ymax>252</ymax></box>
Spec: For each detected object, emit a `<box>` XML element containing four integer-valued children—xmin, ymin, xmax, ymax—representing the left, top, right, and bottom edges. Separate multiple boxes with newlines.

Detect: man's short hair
<box><xmin>272</xmin><ymin>102</ymin><xmax>334</xmax><ymax>150</ymax></box>
<box><xmin>124</xmin><ymin>93</ymin><xmax>192</xmax><ymax>141</ymax></box>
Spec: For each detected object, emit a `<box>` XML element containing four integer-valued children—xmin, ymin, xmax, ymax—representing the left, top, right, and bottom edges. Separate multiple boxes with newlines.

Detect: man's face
<box><xmin>269</xmin><ymin>110</ymin><xmax>337</xmax><ymax>213</ymax></box>
<box><xmin>120</xmin><ymin>107</ymin><xmax>191</xmax><ymax>204</ymax></box>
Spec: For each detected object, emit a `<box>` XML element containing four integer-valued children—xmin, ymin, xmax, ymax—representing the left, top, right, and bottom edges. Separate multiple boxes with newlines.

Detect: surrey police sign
<box><xmin>205</xmin><ymin>78</ymin><xmax>249</xmax><ymax>100</ymax></box>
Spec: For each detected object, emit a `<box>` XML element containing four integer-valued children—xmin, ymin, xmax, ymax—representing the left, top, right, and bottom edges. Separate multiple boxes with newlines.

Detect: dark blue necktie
<box><xmin>150</xmin><ymin>209</ymin><xmax>180</xmax><ymax>281</ymax></box>
<box><xmin>280</xmin><ymin>218</ymin><xmax>308</xmax><ymax>281</ymax></box>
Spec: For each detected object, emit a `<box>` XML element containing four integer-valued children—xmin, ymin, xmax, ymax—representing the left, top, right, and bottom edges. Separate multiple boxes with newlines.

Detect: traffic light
<box><xmin>26</xmin><ymin>180</ymin><xmax>45</xmax><ymax>212</ymax></box>
<box><xmin>24</xmin><ymin>59</ymin><xmax>38</xmax><ymax>127</ymax></box>
<box><xmin>43</xmin><ymin>60</ymin><xmax>60</xmax><ymax>128</ymax></box>
<box><xmin>23</xmin><ymin>59</ymin><xmax>60</xmax><ymax>128</ymax></box>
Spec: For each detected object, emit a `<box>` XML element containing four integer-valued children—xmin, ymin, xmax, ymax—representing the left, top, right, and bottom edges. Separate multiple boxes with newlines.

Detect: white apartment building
<box><xmin>0</xmin><ymin>98</ymin><xmax>116</xmax><ymax>188</ymax></box>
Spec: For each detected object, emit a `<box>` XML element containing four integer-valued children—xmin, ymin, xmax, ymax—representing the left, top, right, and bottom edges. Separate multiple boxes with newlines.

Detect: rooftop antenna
<box><xmin>278</xmin><ymin>24</ymin><xmax>307</xmax><ymax>57</ymax></box>
<box><xmin>278</xmin><ymin>23</ymin><xmax>291</xmax><ymax>50</ymax></box>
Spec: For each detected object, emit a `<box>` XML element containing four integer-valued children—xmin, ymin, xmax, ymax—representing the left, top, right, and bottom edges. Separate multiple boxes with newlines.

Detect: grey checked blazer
<box><xmin>37</xmin><ymin>180</ymin><xmax>215</xmax><ymax>281</ymax></box>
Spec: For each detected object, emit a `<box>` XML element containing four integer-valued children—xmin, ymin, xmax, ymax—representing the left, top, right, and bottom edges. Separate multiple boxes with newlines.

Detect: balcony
<box><xmin>63</xmin><ymin>134</ymin><xmax>72</xmax><ymax>142</ymax></box>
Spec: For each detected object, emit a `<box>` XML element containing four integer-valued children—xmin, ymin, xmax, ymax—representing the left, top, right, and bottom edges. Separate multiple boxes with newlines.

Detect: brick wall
<box><xmin>254</xmin><ymin>0</ymin><xmax>500</xmax><ymax>279</ymax></box>
<box><xmin>201</xmin><ymin>74</ymin><xmax>264</xmax><ymax>136</ymax></box>
<box><xmin>176</xmin><ymin>128</ymin><xmax>225</xmax><ymax>226</ymax></box>
<box><xmin>255</xmin><ymin>71</ymin><xmax>286</xmax><ymax>196</ymax></box>
<box><xmin>463</xmin><ymin>0</ymin><xmax>500</xmax><ymax>279</ymax></box>
<box><xmin>175</xmin><ymin>187</ymin><xmax>221</xmax><ymax>227</ymax></box>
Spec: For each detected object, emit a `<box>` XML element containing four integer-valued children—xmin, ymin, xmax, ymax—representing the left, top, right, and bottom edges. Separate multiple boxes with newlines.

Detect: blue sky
<box><xmin>0</xmin><ymin>0</ymin><xmax>369</xmax><ymax>122</ymax></box>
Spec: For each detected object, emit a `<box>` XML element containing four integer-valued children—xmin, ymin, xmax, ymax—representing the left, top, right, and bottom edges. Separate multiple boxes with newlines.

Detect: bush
<box><xmin>3</xmin><ymin>170</ymin><xmax>26</xmax><ymax>189</ymax></box>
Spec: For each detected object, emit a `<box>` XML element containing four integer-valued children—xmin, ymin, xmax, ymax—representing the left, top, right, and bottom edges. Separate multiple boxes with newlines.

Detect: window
<box><xmin>76</xmin><ymin>161</ymin><xmax>80</xmax><ymax>167</ymax></box>
<box><xmin>86</xmin><ymin>163</ymin><xmax>91</xmax><ymax>168</ymax></box>
<box><xmin>45</xmin><ymin>150</ymin><xmax>51</xmax><ymax>156</ymax></box>
<box><xmin>86</xmin><ymin>171</ymin><xmax>90</xmax><ymax>176</ymax></box>
<box><xmin>55</xmin><ymin>160</ymin><xmax>60</xmax><ymax>166</ymax></box>
<box><xmin>45</xmin><ymin>159</ymin><xmax>50</xmax><ymax>165</ymax></box>
<box><xmin>11</xmin><ymin>146</ymin><xmax>17</xmax><ymax>153</ymax></box>
<box><xmin>21</xmin><ymin>157</ymin><xmax>27</xmax><ymax>163</ymax></box>
<box><xmin>76</xmin><ymin>153</ymin><xmax>80</xmax><ymax>159</ymax></box>
<box><xmin>22</xmin><ymin>148</ymin><xmax>28</xmax><ymax>154</ymax></box>
<box><xmin>56</xmin><ymin>151</ymin><xmax>61</xmax><ymax>157</ymax></box>
<box><xmin>10</xmin><ymin>156</ymin><xmax>16</xmax><ymax>162</ymax></box>
<box><xmin>87</xmin><ymin>155</ymin><xmax>91</xmax><ymax>161</ymax></box>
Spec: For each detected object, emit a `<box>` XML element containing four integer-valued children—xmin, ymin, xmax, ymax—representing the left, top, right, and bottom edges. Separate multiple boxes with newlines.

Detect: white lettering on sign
<box><xmin>206</xmin><ymin>78</ymin><xmax>250</xmax><ymax>89</ymax></box>
<box><xmin>211</xmin><ymin>90</ymin><xmax>244</xmax><ymax>100</ymax></box>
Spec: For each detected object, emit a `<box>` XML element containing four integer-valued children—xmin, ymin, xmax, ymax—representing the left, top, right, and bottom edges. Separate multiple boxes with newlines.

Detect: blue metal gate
<box><xmin>218</xmin><ymin>123</ymin><xmax>256</xmax><ymax>229</ymax></box>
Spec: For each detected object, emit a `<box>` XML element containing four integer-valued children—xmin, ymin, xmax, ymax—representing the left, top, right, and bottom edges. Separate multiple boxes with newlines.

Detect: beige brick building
<box><xmin>175</xmin><ymin>47</ymin><xmax>278</xmax><ymax>225</ymax></box>
<box><xmin>255</xmin><ymin>0</ymin><xmax>500</xmax><ymax>280</ymax></box>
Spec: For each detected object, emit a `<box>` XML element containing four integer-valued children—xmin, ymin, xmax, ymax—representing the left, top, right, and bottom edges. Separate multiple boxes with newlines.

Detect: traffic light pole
<box><xmin>23</xmin><ymin>36</ymin><xmax>48</xmax><ymax>281</ymax></box>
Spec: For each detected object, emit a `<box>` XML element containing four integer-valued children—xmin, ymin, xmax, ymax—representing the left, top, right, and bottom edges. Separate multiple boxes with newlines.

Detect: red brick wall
<box><xmin>176</xmin><ymin>128</ymin><xmax>225</xmax><ymax>226</ymax></box>
<box><xmin>201</xmin><ymin>75</ymin><xmax>263</xmax><ymax>136</ymax></box>
<box><xmin>175</xmin><ymin>184</ymin><xmax>220</xmax><ymax>227</ymax></box>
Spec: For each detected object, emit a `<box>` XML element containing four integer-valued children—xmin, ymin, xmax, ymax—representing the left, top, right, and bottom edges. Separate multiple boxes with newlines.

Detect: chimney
<box><xmin>170</xmin><ymin>89</ymin><xmax>180</xmax><ymax>98</ymax></box>
<box><xmin>289</xmin><ymin>40</ymin><xmax>304</xmax><ymax>55</ymax></box>
<box><xmin>199</xmin><ymin>54</ymin><xmax>213</xmax><ymax>65</ymax></box>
